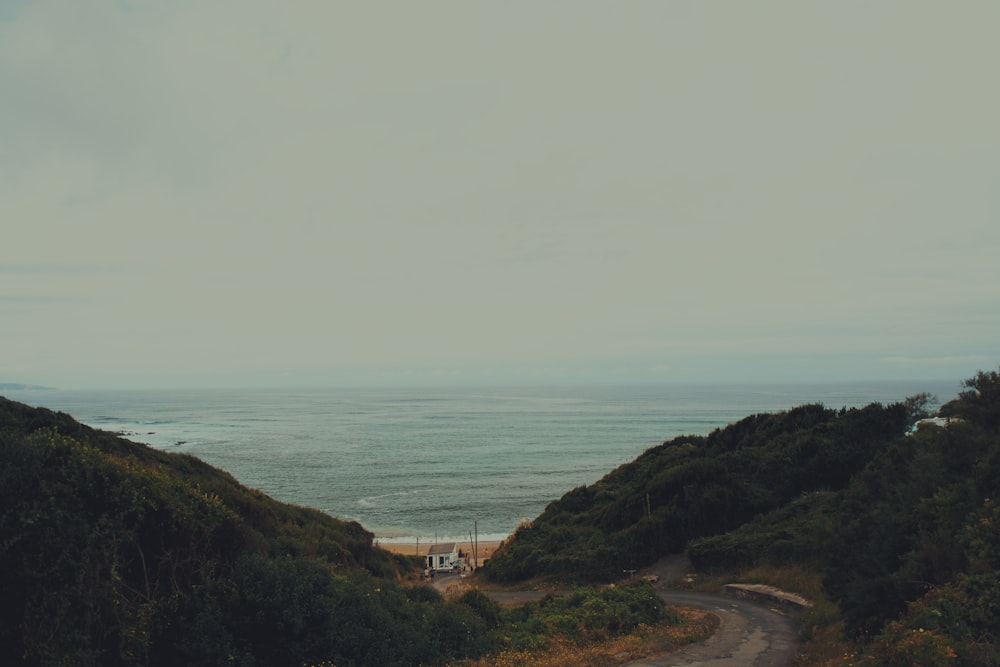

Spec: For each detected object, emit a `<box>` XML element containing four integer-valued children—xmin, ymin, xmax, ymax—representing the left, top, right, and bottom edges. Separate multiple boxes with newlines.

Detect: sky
<box><xmin>2</xmin><ymin>1</ymin><xmax>998</xmax><ymax>390</ymax></box>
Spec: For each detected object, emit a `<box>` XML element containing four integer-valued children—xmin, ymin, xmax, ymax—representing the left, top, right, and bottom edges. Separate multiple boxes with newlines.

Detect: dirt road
<box><xmin>625</xmin><ymin>555</ymin><xmax>800</xmax><ymax>666</ymax></box>
<box><xmin>449</xmin><ymin>554</ymin><xmax>801</xmax><ymax>666</ymax></box>
<box><xmin>626</xmin><ymin>589</ymin><xmax>800</xmax><ymax>666</ymax></box>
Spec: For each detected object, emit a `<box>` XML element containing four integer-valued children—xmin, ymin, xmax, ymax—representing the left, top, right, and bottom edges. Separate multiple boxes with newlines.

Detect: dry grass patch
<box><xmin>459</xmin><ymin>606</ymin><xmax>718</xmax><ymax>667</ymax></box>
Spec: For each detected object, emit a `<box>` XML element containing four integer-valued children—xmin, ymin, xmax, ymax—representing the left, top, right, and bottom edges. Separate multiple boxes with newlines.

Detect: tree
<box><xmin>940</xmin><ymin>368</ymin><xmax>1000</xmax><ymax>432</ymax></box>
<box><xmin>903</xmin><ymin>392</ymin><xmax>938</xmax><ymax>425</ymax></box>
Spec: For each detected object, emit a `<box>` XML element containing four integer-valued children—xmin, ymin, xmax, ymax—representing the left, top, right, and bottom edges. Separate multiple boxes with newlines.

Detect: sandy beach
<box><xmin>378</xmin><ymin>539</ymin><xmax>503</xmax><ymax>568</ymax></box>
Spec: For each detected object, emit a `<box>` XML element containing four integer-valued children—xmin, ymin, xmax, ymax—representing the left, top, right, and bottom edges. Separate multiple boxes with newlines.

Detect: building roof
<box><xmin>427</xmin><ymin>542</ymin><xmax>457</xmax><ymax>555</ymax></box>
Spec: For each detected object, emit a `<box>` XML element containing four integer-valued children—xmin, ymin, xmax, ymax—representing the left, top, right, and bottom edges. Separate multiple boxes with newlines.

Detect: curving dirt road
<box><xmin>465</xmin><ymin>553</ymin><xmax>802</xmax><ymax>666</ymax></box>
<box><xmin>624</xmin><ymin>555</ymin><xmax>801</xmax><ymax>666</ymax></box>
<box><xmin>626</xmin><ymin>589</ymin><xmax>800</xmax><ymax>666</ymax></box>
<box><xmin>483</xmin><ymin>584</ymin><xmax>801</xmax><ymax>666</ymax></box>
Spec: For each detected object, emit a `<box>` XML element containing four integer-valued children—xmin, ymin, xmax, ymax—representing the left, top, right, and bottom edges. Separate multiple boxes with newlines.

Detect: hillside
<box><xmin>5</xmin><ymin>370</ymin><xmax>998</xmax><ymax>665</ymax></box>
<box><xmin>483</xmin><ymin>400</ymin><xmax>912</xmax><ymax>583</ymax></box>
<box><xmin>483</xmin><ymin>369</ymin><xmax>1000</xmax><ymax>664</ymax></box>
<box><xmin>0</xmin><ymin>397</ymin><xmax>497</xmax><ymax>666</ymax></box>
<box><xmin>1</xmin><ymin>396</ymin><xmax>693</xmax><ymax>667</ymax></box>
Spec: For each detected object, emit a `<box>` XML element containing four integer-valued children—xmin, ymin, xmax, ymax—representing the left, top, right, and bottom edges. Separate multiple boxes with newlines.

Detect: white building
<box><xmin>426</xmin><ymin>542</ymin><xmax>460</xmax><ymax>571</ymax></box>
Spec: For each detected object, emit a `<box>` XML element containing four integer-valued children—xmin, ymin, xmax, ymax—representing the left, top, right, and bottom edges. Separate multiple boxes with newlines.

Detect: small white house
<box><xmin>427</xmin><ymin>542</ymin><xmax>460</xmax><ymax>571</ymax></box>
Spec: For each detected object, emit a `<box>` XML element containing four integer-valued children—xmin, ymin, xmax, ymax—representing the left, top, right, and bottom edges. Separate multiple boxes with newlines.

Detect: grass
<box><xmin>456</xmin><ymin>607</ymin><xmax>718</xmax><ymax>667</ymax></box>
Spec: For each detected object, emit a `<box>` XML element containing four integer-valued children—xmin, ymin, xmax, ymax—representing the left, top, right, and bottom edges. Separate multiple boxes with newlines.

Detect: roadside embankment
<box><xmin>722</xmin><ymin>583</ymin><xmax>813</xmax><ymax>610</ymax></box>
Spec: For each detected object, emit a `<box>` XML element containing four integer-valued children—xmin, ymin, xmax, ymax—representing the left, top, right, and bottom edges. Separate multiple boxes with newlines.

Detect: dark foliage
<box><xmin>7</xmin><ymin>366</ymin><xmax>1000</xmax><ymax>664</ymax></box>
<box><xmin>0</xmin><ymin>397</ymin><xmax>488</xmax><ymax>666</ymax></box>
<box><xmin>941</xmin><ymin>368</ymin><xmax>1000</xmax><ymax>432</ymax></box>
<box><xmin>480</xmin><ymin>367</ymin><xmax>1000</xmax><ymax>661</ymax></box>
<box><xmin>497</xmin><ymin>581</ymin><xmax>670</xmax><ymax>651</ymax></box>
<box><xmin>687</xmin><ymin>368</ymin><xmax>1000</xmax><ymax>657</ymax></box>
<box><xmin>484</xmin><ymin>401</ymin><xmax>909</xmax><ymax>584</ymax></box>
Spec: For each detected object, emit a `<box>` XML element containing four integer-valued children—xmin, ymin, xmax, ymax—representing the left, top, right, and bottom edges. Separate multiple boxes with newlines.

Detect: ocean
<box><xmin>4</xmin><ymin>380</ymin><xmax>960</xmax><ymax>544</ymax></box>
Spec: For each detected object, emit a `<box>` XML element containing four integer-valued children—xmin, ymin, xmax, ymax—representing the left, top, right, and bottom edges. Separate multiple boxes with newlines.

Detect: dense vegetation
<box><xmin>0</xmin><ymin>396</ymin><xmax>683</xmax><ymax>666</ymax></box>
<box><xmin>458</xmin><ymin>580</ymin><xmax>675</xmax><ymax>661</ymax></box>
<box><xmin>484</xmin><ymin>400</ymin><xmax>911</xmax><ymax>584</ymax></box>
<box><xmin>6</xmin><ymin>368</ymin><xmax>999</xmax><ymax>665</ymax></box>
<box><xmin>484</xmin><ymin>369</ymin><xmax>1000</xmax><ymax>664</ymax></box>
<box><xmin>0</xmin><ymin>398</ymin><xmax>494</xmax><ymax>666</ymax></box>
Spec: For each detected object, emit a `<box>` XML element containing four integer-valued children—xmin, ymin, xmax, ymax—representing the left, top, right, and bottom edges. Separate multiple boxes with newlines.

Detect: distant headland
<box><xmin>0</xmin><ymin>383</ymin><xmax>55</xmax><ymax>391</ymax></box>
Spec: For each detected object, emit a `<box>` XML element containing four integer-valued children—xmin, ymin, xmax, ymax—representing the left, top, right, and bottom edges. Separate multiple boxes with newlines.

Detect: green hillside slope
<box><xmin>484</xmin><ymin>369</ymin><xmax>1000</xmax><ymax>664</ymax></box>
<box><xmin>484</xmin><ymin>401</ymin><xmax>910</xmax><ymax>584</ymax></box>
<box><xmin>0</xmin><ymin>397</ymin><xmax>493</xmax><ymax>666</ymax></box>
<box><xmin>6</xmin><ymin>369</ymin><xmax>998</xmax><ymax>665</ymax></box>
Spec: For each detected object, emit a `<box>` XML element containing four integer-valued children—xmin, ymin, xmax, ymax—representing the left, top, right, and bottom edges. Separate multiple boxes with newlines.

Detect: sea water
<box><xmin>4</xmin><ymin>381</ymin><xmax>959</xmax><ymax>543</ymax></box>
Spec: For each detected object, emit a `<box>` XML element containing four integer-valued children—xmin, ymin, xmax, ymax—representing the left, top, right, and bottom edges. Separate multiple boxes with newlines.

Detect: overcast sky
<box><xmin>2</xmin><ymin>1</ymin><xmax>998</xmax><ymax>389</ymax></box>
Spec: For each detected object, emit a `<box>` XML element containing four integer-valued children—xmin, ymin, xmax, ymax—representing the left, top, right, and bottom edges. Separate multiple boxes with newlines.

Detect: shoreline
<box><xmin>377</xmin><ymin>539</ymin><xmax>504</xmax><ymax>567</ymax></box>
